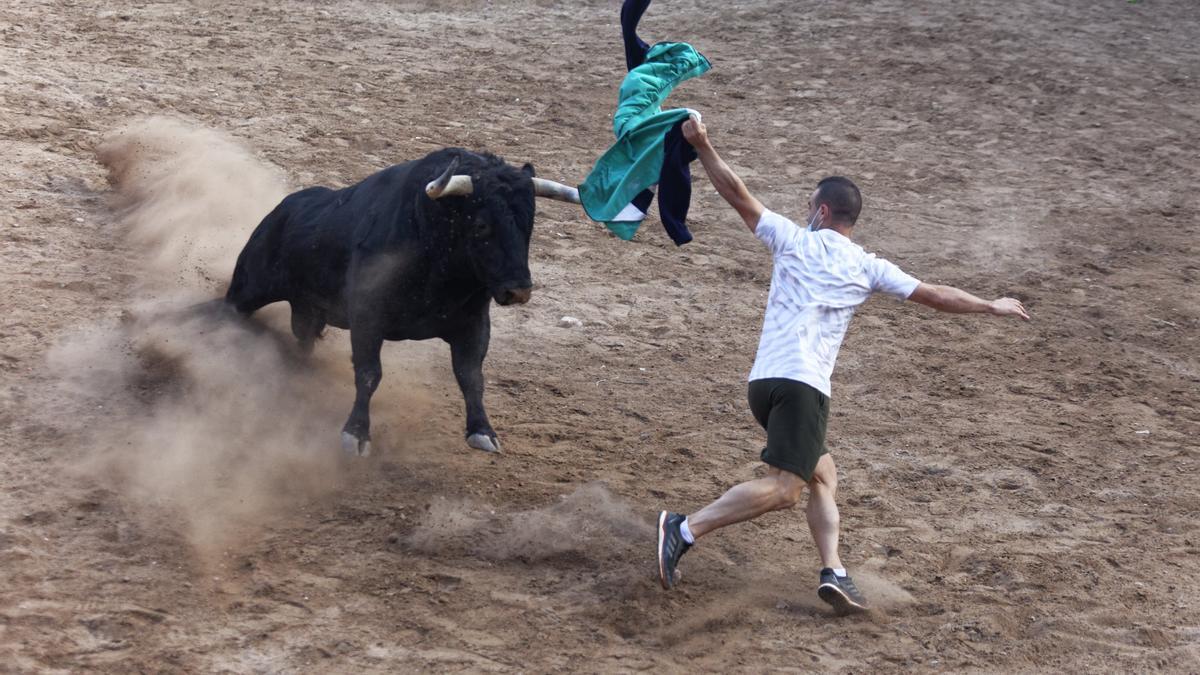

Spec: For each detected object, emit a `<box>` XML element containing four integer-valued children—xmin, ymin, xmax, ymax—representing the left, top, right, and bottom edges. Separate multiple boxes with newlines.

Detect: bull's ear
<box><xmin>521</xmin><ymin>163</ymin><xmax>536</xmax><ymax>178</ymax></box>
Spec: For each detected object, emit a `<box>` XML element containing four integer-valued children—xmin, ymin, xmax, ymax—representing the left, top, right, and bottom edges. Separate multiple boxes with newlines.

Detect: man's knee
<box><xmin>768</xmin><ymin>471</ymin><xmax>806</xmax><ymax>510</ymax></box>
<box><xmin>809</xmin><ymin>453</ymin><xmax>837</xmax><ymax>491</ymax></box>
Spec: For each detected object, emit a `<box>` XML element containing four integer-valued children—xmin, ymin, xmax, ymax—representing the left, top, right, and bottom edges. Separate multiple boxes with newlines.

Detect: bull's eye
<box><xmin>474</xmin><ymin>216</ymin><xmax>493</xmax><ymax>238</ymax></box>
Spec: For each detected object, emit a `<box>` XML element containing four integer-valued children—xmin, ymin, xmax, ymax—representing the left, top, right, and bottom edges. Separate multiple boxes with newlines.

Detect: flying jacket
<box><xmin>579</xmin><ymin>41</ymin><xmax>711</xmax><ymax>242</ymax></box>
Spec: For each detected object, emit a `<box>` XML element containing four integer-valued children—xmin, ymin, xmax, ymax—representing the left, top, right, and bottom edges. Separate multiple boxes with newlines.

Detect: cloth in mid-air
<box><xmin>748</xmin><ymin>210</ymin><xmax>922</xmax><ymax>397</ymax></box>
<box><xmin>578</xmin><ymin>0</ymin><xmax>710</xmax><ymax>245</ymax></box>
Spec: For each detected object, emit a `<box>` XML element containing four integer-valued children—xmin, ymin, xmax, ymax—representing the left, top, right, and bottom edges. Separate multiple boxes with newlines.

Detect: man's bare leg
<box><xmin>803</xmin><ymin>454</ymin><xmax>867</xmax><ymax>612</ymax></box>
<box><xmin>658</xmin><ymin>453</ymin><xmax>866</xmax><ymax>611</ymax></box>
<box><xmin>657</xmin><ymin>465</ymin><xmax>806</xmax><ymax>589</ymax></box>
<box><xmin>806</xmin><ymin>454</ymin><xmax>843</xmax><ymax>570</ymax></box>
<box><xmin>686</xmin><ymin>466</ymin><xmax>807</xmax><ymax>539</ymax></box>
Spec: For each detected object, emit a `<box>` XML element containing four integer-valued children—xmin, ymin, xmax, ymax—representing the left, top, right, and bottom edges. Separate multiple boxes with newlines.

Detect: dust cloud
<box><xmin>407</xmin><ymin>483</ymin><xmax>652</xmax><ymax>562</ymax></box>
<box><xmin>96</xmin><ymin>116</ymin><xmax>287</xmax><ymax>290</ymax></box>
<box><xmin>49</xmin><ymin>307</ymin><xmax>351</xmax><ymax>557</ymax></box>
<box><xmin>46</xmin><ymin>117</ymin><xmax>355</xmax><ymax>557</ymax></box>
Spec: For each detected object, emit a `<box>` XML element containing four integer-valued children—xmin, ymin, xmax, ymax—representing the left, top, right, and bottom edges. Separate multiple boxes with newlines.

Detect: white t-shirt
<box><xmin>748</xmin><ymin>209</ymin><xmax>920</xmax><ymax>397</ymax></box>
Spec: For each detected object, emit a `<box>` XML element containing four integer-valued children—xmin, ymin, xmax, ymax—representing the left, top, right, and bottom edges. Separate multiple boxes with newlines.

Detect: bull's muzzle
<box><xmin>495</xmin><ymin>286</ymin><xmax>532</xmax><ymax>306</ymax></box>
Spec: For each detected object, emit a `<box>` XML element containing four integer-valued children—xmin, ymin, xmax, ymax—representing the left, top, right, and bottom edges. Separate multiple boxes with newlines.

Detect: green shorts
<box><xmin>748</xmin><ymin>378</ymin><xmax>829</xmax><ymax>482</ymax></box>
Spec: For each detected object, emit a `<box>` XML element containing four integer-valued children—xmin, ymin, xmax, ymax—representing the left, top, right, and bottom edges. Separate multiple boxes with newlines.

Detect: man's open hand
<box><xmin>989</xmin><ymin>297</ymin><xmax>1031</xmax><ymax>320</ymax></box>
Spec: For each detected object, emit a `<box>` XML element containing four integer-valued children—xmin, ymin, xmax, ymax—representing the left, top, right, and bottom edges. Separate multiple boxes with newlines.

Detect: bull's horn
<box><xmin>426</xmin><ymin>157</ymin><xmax>474</xmax><ymax>199</ymax></box>
<box><xmin>532</xmin><ymin>178</ymin><xmax>581</xmax><ymax>204</ymax></box>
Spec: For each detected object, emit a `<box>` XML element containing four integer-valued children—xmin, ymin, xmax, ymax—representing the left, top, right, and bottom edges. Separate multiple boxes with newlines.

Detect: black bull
<box><xmin>225</xmin><ymin>148</ymin><xmax>572</xmax><ymax>456</ymax></box>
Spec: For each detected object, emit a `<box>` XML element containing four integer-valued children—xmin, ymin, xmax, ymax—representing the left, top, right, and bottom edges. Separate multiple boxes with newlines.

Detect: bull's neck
<box><xmin>409</xmin><ymin>199</ymin><xmax>493</xmax><ymax>299</ymax></box>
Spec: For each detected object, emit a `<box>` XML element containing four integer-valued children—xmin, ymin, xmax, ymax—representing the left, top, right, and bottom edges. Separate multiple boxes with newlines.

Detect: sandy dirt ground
<box><xmin>2</xmin><ymin>0</ymin><xmax>1199</xmax><ymax>671</ymax></box>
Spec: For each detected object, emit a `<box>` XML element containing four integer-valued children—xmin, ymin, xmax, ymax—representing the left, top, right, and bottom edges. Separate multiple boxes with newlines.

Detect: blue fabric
<box><xmin>622</xmin><ymin>0</ymin><xmax>652</xmax><ymax>70</ymax></box>
<box><xmin>623</xmin><ymin>0</ymin><xmax>657</xmax><ymax>223</ymax></box>
<box><xmin>578</xmin><ymin>4</ymin><xmax>709</xmax><ymax>244</ymax></box>
<box><xmin>621</xmin><ymin>0</ymin><xmax>695</xmax><ymax>246</ymax></box>
<box><xmin>658</xmin><ymin>120</ymin><xmax>696</xmax><ymax>245</ymax></box>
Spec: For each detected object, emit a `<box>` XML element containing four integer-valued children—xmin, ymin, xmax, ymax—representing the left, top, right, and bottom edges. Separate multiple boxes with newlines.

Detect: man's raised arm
<box><xmin>682</xmin><ymin>116</ymin><xmax>764</xmax><ymax>232</ymax></box>
<box><xmin>908</xmin><ymin>283</ymin><xmax>1030</xmax><ymax>320</ymax></box>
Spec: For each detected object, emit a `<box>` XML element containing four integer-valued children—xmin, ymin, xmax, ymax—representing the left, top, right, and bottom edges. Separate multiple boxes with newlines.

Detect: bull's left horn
<box><xmin>533</xmin><ymin>178</ymin><xmax>581</xmax><ymax>204</ymax></box>
<box><xmin>426</xmin><ymin>157</ymin><xmax>474</xmax><ymax>199</ymax></box>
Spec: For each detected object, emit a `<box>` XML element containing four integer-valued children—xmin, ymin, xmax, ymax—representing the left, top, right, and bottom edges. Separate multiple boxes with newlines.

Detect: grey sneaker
<box><xmin>656</xmin><ymin>511</ymin><xmax>692</xmax><ymax>590</ymax></box>
<box><xmin>818</xmin><ymin>568</ymin><xmax>868</xmax><ymax>614</ymax></box>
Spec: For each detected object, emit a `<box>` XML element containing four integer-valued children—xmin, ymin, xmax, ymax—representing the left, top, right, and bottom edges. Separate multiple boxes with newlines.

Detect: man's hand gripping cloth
<box><xmin>579</xmin><ymin>41</ymin><xmax>710</xmax><ymax>245</ymax></box>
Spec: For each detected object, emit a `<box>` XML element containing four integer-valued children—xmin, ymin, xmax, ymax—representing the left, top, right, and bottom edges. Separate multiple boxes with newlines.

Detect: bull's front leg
<box><xmin>341</xmin><ymin>326</ymin><xmax>384</xmax><ymax>457</ymax></box>
<box><xmin>449</xmin><ymin>318</ymin><xmax>499</xmax><ymax>453</ymax></box>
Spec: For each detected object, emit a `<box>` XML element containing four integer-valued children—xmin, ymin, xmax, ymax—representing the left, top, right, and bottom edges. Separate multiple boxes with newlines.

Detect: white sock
<box><xmin>831</xmin><ymin>567</ymin><xmax>847</xmax><ymax>578</ymax></box>
<box><xmin>680</xmin><ymin>518</ymin><xmax>695</xmax><ymax>545</ymax></box>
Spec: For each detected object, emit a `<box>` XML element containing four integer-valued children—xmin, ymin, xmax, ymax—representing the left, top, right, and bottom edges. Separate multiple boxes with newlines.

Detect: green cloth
<box><xmin>579</xmin><ymin>42</ymin><xmax>711</xmax><ymax>239</ymax></box>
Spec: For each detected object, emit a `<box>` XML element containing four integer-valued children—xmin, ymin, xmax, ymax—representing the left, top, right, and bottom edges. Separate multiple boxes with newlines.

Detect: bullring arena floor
<box><xmin>1</xmin><ymin>0</ymin><xmax>1197</xmax><ymax>671</ymax></box>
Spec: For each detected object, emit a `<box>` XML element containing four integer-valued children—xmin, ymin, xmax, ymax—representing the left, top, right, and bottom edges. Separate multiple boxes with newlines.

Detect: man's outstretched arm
<box><xmin>682</xmin><ymin>116</ymin><xmax>764</xmax><ymax>232</ymax></box>
<box><xmin>908</xmin><ymin>283</ymin><xmax>1030</xmax><ymax>320</ymax></box>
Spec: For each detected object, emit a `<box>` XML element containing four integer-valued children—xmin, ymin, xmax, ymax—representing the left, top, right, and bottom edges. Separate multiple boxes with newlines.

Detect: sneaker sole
<box><xmin>656</xmin><ymin>511</ymin><xmax>671</xmax><ymax>590</ymax></box>
<box><xmin>818</xmin><ymin>583</ymin><xmax>868</xmax><ymax>615</ymax></box>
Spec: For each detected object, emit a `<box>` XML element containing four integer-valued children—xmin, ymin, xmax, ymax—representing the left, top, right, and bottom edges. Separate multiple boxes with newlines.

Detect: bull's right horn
<box><xmin>426</xmin><ymin>157</ymin><xmax>474</xmax><ymax>199</ymax></box>
<box><xmin>532</xmin><ymin>178</ymin><xmax>581</xmax><ymax>204</ymax></box>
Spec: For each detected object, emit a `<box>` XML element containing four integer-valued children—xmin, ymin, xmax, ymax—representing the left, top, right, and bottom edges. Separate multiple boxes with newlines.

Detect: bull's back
<box><xmin>226</xmin><ymin>186</ymin><xmax>347</xmax><ymax>312</ymax></box>
<box><xmin>225</xmin><ymin>160</ymin><xmax>425</xmax><ymax>316</ymax></box>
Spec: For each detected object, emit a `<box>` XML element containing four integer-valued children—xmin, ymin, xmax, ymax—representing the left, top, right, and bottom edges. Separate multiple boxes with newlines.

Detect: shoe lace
<box><xmin>672</xmin><ymin>536</ymin><xmax>691</xmax><ymax>556</ymax></box>
<box><xmin>840</xmin><ymin>577</ymin><xmax>861</xmax><ymax>596</ymax></box>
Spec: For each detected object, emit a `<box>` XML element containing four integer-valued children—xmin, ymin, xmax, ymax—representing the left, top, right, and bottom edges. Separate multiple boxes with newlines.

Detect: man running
<box><xmin>656</xmin><ymin>116</ymin><xmax>1030</xmax><ymax>613</ymax></box>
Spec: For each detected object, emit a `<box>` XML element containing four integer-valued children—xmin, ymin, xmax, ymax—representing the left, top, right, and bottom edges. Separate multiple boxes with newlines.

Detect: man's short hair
<box><xmin>815</xmin><ymin>176</ymin><xmax>862</xmax><ymax>226</ymax></box>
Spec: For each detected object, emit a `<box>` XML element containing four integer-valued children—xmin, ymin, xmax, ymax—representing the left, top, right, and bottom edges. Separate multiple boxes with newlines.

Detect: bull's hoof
<box><xmin>341</xmin><ymin>431</ymin><xmax>371</xmax><ymax>457</ymax></box>
<box><xmin>467</xmin><ymin>433</ymin><xmax>501</xmax><ymax>453</ymax></box>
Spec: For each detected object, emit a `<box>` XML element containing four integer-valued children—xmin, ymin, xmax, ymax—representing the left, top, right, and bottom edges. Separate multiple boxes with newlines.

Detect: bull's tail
<box><xmin>131</xmin><ymin>297</ymin><xmax>238</xmax><ymax>329</ymax></box>
<box><xmin>158</xmin><ymin>298</ymin><xmax>281</xmax><ymax>349</ymax></box>
<box><xmin>185</xmin><ymin>298</ymin><xmax>238</xmax><ymax>319</ymax></box>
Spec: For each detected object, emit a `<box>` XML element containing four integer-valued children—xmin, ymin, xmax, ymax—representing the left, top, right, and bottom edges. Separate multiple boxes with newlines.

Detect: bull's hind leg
<box><xmin>289</xmin><ymin>302</ymin><xmax>326</xmax><ymax>355</ymax></box>
<box><xmin>341</xmin><ymin>327</ymin><xmax>383</xmax><ymax>457</ymax></box>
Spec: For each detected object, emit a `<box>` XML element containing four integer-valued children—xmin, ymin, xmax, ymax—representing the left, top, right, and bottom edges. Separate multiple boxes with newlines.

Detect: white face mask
<box><xmin>807</xmin><ymin>209</ymin><xmax>823</xmax><ymax>232</ymax></box>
